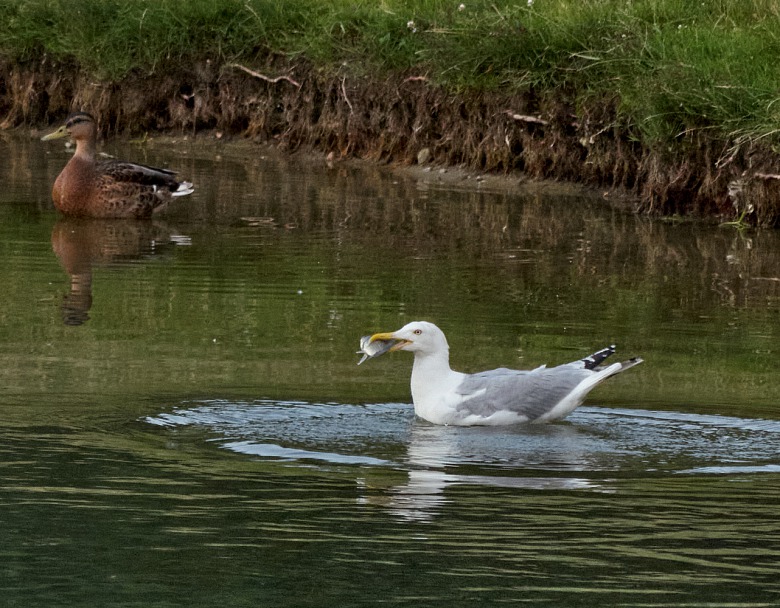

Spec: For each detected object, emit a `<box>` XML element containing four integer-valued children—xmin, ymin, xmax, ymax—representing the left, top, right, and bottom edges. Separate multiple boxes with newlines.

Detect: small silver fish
<box><xmin>356</xmin><ymin>335</ymin><xmax>397</xmax><ymax>365</ymax></box>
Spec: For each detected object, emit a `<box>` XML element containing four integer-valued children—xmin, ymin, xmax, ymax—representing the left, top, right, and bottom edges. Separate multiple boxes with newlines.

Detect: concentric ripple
<box><xmin>146</xmin><ymin>400</ymin><xmax>780</xmax><ymax>477</ymax></box>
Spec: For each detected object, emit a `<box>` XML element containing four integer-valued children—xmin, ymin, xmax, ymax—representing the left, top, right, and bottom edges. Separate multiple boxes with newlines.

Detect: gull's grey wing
<box><xmin>454</xmin><ymin>364</ymin><xmax>590</xmax><ymax>421</ymax></box>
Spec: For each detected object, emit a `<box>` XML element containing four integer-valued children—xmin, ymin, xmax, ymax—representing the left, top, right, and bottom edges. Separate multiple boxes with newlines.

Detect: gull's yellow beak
<box><xmin>41</xmin><ymin>125</ymin><xmax>69</xmax><ymax>142</ymax></box>
<box><xmin>370</xmin><ymin>332</ymin><xmax>411</xmax><ymax>351</ymax></box>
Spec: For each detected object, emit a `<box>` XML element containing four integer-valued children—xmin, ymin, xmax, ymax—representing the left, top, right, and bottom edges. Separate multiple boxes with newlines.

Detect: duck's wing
<box><xmin>97</xmin><ymin>159</ymin><xmax>182</xmax><ymax>191</ymax></box>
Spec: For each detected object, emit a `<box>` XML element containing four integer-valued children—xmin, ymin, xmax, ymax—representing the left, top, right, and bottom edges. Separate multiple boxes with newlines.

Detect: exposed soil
<box><xmin>2</xmin><ymin>55</ymin><xmax>779</xmax><ymax>226</ymax></box>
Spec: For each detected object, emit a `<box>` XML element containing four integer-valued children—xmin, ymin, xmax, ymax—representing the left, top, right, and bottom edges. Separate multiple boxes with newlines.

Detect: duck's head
<box><xmin>41</xmin><ymin>112</ymin><xmax>97</xmax><ymax>144</ymax></box>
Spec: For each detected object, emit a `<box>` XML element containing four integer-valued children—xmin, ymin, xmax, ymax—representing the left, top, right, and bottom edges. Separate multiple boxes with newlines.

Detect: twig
<box><xmin>754</xmin><ymin>172</ymin><xmax>780</xmax><ymax>180</ymax></box>
<box><xmin>341</xmin><ymin>77</ymin><xmax>353</xmax><ymax>114</ymax></box>
<box><xmin>504</xmin><ymin>110</ymin><xmax>548</xmax><ymax>125</ymax></box>
<box><xmin>226</xmin><ymin>63</ymin><xmax>301</xmax><ymax>88</ymax></box>
<box><xmin>580</xmin><ymin>125</ymin><xmax>611</xmax><ymax>146</ymax></box>
<box><xmin>404</xmin><ymin>76</ymin><xmax>429</xmax><ymax>83</ymax></box>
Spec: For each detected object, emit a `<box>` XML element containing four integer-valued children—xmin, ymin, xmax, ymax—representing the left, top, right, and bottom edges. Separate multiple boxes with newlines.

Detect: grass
<box><xmin>3</xmin><ymin>0</ymin><xmax>780</xmax><ymax>147</ymax></box>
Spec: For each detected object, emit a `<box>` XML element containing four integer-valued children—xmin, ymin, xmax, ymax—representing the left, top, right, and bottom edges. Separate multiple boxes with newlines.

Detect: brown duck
<box><xmin>41</xmin><ymin>112</ymin><xmax>194</xmax><ymax>218</ymax></box>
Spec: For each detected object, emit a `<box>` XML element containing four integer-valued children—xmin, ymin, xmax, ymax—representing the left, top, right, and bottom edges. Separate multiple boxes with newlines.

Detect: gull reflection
<box><xmin>51</xmin><ymin>217</ymin><xmax>189</xmax><ymax>325</ymax></box>
<box><xmin>146</xmin><ymin>400</ymin><xmax>613</xmax><ymax>523</ymax></box>
<box><xmin>366</xmin><ymin>422</ymin><xmax>612</xmax><ymax>522</ymax></box>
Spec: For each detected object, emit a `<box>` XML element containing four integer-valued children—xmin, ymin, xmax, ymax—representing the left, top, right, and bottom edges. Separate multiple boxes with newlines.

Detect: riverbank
<box><xmin>2</xmin><ymin>0</ymin><xmax>780</xmax><ymax>226</ymax></box>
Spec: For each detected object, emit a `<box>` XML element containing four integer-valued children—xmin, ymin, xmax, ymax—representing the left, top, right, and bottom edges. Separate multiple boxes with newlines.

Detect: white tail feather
<box><xmin>173</xmin><ymin>181</ymin><xmax>194</xmax><ymax>197</ymax></box>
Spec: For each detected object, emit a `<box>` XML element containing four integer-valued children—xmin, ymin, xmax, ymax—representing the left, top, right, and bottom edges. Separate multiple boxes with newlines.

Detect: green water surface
<box><xmin>0</xmin><ymin>132</ymin><xmax>778</xmax><ymax>606</ymax></box>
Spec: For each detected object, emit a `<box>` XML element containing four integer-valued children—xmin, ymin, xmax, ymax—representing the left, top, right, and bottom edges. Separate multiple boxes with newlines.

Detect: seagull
<box><xmin>361</xmin><ymin>321</ymin><xmax>642</xmax><ymax>426</ymax></box>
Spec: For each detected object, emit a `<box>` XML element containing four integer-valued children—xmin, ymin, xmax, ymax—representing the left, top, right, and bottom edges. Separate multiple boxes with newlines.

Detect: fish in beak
<box><xmin>356</xmin><ymin>332</ymin><xmax>411</xmax><ymax>365</ymax></box>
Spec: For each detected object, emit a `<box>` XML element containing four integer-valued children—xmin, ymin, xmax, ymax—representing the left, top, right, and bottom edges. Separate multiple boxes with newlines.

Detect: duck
<box><xmin>41</xmin><ymin>112</ymin><xmax>194</xmax><ymax>218</ymax></box>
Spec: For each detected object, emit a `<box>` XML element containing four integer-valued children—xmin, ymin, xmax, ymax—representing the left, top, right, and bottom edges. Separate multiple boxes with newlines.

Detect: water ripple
<box><xmin>145</xmin><ymin>401</ymin><xmax>780</xmax><ymax>479</ymax></box>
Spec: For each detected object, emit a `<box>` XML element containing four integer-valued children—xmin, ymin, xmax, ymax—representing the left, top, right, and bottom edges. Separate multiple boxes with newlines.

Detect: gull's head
<box><xmin>369</xmin><ymin>321</ymin><xmax>449</xmax><ymax>356</ymax></box>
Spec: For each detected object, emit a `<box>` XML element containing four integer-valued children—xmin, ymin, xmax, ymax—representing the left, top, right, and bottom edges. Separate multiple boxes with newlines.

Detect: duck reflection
<box><xmin>51</xmin><ymin>217</ymin><xmax>188</xmax><ymax>325</ymax></box>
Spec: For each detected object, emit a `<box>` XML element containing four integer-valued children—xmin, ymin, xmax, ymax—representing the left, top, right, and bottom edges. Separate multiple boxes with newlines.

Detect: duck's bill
<box><xmin>356</xmin><ymin>334</ymin><xmax>408</xmax><ymax>365</ymax></box>
<box><xmin>41</xmin><ymin>126</ymin><xmax>69</xmax><ymax>142</ymax></box>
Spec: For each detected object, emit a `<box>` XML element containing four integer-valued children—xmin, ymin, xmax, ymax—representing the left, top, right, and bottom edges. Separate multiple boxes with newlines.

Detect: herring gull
<box><xmin>360</xmin><ymin>321</ymin><xmax>642</xmax><ymax>426</ymax></box>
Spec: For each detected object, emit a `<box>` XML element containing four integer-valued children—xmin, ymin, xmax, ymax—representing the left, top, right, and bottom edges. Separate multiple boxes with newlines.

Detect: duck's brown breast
<box><xmin>54</xmin><ymin>157</ymin><xmax>100</xmax><ymax>216</ymax></box>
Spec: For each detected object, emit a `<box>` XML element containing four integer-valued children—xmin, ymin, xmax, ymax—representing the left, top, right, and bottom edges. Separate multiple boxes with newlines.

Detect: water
<box><xmin>1</xmin><ymin>131</ymin><xmax>779</xmax><ymax>606</ymax></box>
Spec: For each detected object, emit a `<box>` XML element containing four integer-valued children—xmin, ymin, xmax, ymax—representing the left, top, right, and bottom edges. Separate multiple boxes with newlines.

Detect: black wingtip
<box><xmin>582</xmin><ymin>345</ymin><xmax>616</xmax><ymax>370</ymax></box>
<box><xmin>620</xmin><ymin>356</ymin><xmax>643</xmax><ymax>371</ymax></box>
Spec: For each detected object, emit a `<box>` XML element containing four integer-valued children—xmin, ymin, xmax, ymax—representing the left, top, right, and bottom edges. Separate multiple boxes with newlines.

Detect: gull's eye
<box><xmin>413</xmin><ymin>329</ymin><xmax>422</xmax><ymax>335</ymax></box>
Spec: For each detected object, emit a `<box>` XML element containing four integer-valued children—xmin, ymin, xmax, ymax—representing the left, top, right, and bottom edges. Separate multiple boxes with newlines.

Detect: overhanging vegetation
<box><xmin>3</xmin><ymin>0</ymin><xmax>780</xmax><ymax>224</ymax></box>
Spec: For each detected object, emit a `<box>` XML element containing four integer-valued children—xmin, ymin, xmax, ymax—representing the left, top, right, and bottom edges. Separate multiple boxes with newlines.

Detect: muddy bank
<box><xmin>2</xmin><ymin>57</ymin><xmax>778</xmax><ymax>226</ymax></box>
